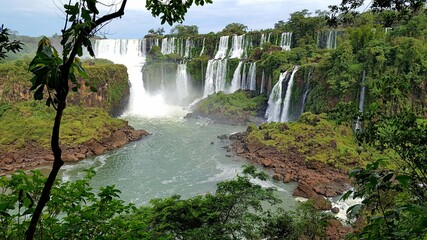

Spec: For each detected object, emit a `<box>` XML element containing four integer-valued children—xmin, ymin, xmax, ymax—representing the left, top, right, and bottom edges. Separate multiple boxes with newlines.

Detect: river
<box><xmin>60</xmin><ymin>108</ymin><xmax>297</xmax><ymax>207</ymax></box>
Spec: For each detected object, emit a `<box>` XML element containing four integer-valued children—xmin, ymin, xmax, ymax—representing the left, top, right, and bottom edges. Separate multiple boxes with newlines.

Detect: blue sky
<box><xmin>1</xmin><ymin>0</ymin><xmax>341</xmax><ymax>38</ymax></box>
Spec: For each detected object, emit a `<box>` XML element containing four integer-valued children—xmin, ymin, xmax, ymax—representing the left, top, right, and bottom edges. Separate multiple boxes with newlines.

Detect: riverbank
<box><xmin>226</xmin><ymin>113</ymin><xmax>370</xmax><ymax>211</ymax></box>
<box><xmin>0</xmin><ymin>102</ymin><xmax>150</xmax><ymax>175</ymax></box>
<box><xmin>0</xmin><ymin>124</ymin><xmax>149</xmax><ymax>175</ymax></box>
<box><xmin>230</xmin><ymin>131</ymin><xmax>349</xmax><ymax>210</ymax></box>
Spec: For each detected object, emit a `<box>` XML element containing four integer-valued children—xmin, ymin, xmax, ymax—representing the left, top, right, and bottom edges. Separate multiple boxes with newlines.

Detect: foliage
<box><xmin>341</xmin><ymin>88</ymin><xmax>427</xmax><ymax>238</ymax></box>
<box><xmin>247</xmin><ymin>113</ymin><xmax>372</xmax><ymax>168</ymax></box>
<box><xmin>0</xmin><ymin>165</ymin><xmax>335</xmax><ymax>239</ymax></box>
<box><xmin>220</xmin><ymin>23</ymin><xmax>248</xmax><ymax>35</ymax></box>
<box><xmin>0</xmin><ymin>101</ymin><xmax>125</xmax><ymax>152</ymax></box>
<box><xmin>146</xmin><ymin>0</ymin><xmax>213</xmax><ymax>25</ymax></box>
<box><xmin>170</xmin><ymin>24</ymin><xmax>199</xmax><ymax>36</ymax></box>
<box><xmin>148</xmin><ymin>27</ymin><xmax>165</xmax><ymax>36</ymax></box>
<box><xmin>187</xmin><ymin>55</ymin><xmax>210</xmax><ymax>89</ymax></box>
<box><xmin>0</xmin><ymin>25</ymin><xmax>22</xmax><ymax>60</ymax></box>
<box><xmin>0</xmin><ymin>169</ymin><xmax>135</xmax><ymax>239</ymax></box>
<box><xmin>195</xmin><ymin>91</ymin><xmax>267</xmax><ymax>123</ymax></box>
<box><xmin>0</xmin><ymin>58</ymin><xmax>129</xmax><ymax>114</ymax></box>
<box><xmin>328</xmin><ymin>0</ymin><xmax>425</xmax><ymax>27</ymax></box>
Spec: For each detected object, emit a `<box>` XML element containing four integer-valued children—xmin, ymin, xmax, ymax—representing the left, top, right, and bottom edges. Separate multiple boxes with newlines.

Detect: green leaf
<box><xmin>86</xmin><ymin>0</ymin><xmax>99</xmax><ymax>14</ymax></box>
<box><xmin>34</xmin><ymin>85</ymin><xmax>44</xmax><ymax>100</ymax></box>
<box><xmin>396</xmin><ymin>175</ymin><xmax>411</xmax><ymax>188</ymax></box>
<box><xmin>340</xmin><ymin>190</ymin><xmax>353</xmax><ymax>201</ymax></box>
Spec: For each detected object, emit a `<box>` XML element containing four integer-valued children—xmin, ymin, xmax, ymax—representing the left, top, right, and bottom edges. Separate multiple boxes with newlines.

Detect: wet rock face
<box><xmin>0</xmin><ymin>126</ymin><xmax>150</xmax><ymax>175</ymax></box>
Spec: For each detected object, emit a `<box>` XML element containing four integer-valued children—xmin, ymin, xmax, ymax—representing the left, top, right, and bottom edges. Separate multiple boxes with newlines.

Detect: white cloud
<box><xmin>1</xmin><ymin>0</ymin><xmax>340</xmax><ymax>38</ymax></box>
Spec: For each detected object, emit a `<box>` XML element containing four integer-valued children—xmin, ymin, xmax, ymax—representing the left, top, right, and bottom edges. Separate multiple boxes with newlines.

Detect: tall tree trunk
<box><xmin>24</xmin><ymin>2</ymin><xmax>127</xmax><ymax>238</ymax></box>
<box><xmin>25</xmin><ymin>98</ymin><xmax>66</xmax><ymax>240</ymax></box>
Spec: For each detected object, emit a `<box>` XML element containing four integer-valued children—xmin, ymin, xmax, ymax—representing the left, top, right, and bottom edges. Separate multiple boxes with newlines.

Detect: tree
<box><xmin>0</xmin><ymin>25</ymin><xmax>22</xmax><ymax>60</ymax></box>
<box><xmin>328</xmin><ymin>0</ymin><xmax>425</xmax><ymax>27</ymax></box>
<box><xmin>170</xmin><ymin>24</ymin><xmax>199</xmax><ymax>36</ymax></box>
<box><xmin>25</xmin><ymin>0</ymin><xmax>212</xmax><ymax>239</ymax></box>
<box><xmin>285</xmin><ymin>10</ymin><xmax>327</xmax><ymax>47</ymax></box>
<box><xmin>148</xmin><ymin>27</ymin><xmax>165</xmax><ymax>36</ymax></box>
<box><xmin>274</xmin><ymin>20</ymin><xmax>286</xmax><ymax>31</ymax></box>
<box><xmin>220</xmin><ymin>23</ymin><xmax>248</xmax><ymax>35</ymax></box>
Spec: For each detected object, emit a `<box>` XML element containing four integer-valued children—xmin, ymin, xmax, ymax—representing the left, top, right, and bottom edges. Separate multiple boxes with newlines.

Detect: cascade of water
<box><xmin>248</xmin><ymin>62</ymin><xmax>257</xmax><ymax>91</ymax></box>
<box><xmin>260</xmin><ymin>71</ymin><xmax>265</xmax><ymax>94</ymax></box>
<box><xmin>176</xmin><ymin>63</ymin><xmax>190</xmax><ymax>100</ymax></box>
<box><xmin>241</xmin><ymin>63</ymin><xmax>248</xmax><ymax>89</ymax></box>
<box><xmin>161</xmin><ymin>38</ymin><xmax>168</xmax><ymax>54</ymax></box>
<box><xmin>161</xmin><ymin>37</ymin><xmax>176</xmax><ymax>54</ymax></box>
<box><xmin>265</xmin><ymin>71</ymin><xmax>288</xmax><ymax>122</ymax></box>
<box><xmin>355</xmin><ymin>70</ymin><xmax>366</xmax><ymax>131</ymax></box>
<box><xmin>200</xmin><ymin>38</ymin><xmax>206</xmax><ymax>56</ymax></box>
<box><xmin>184</xmin><ymin>38</ymin><xmax>191</xmax><ymax>58</ymax></box>
<box><xmin>359</xmin><ymin>70</ymin><xmax>366</xmax><ymax>113</ymax></box>
<box><xmin>229</xmin><ymin>61</ymin><xmax>243</xmax><ymax>93</ymax></box>
<box><xmin>300</xmin><ymin>69</ymin><xmax>312</xmax><ymax>115</ymax></box>
<box><xmin>229</xmin><ymin>35</ymin><xmax>245</xmax><ymax>59</ymax></box>
<box><xmin>94</xmin><ymin>39</ymin><xmax>145</xmax><ymax>114</ymax></box>
<box><xmin>260</xmin><ymin>34</ymin><xmax>267</xmax><ymax>49</ymax></box>
<box><xmin>326</xmin><ymin>30</ymin><xmax>337</xmax><ymax>49</ymax></box>
<box><xmin>280</xmin><ymin>66</ymin><xmax>299</xmax><ymax>122</ymax></box>
<box><xmin>203</xmin><ymin>59</ymin><xmax>228</xmax><ymax>97</ymax></box>
<box><xmin>140</xmin><ymin>38</ymin><xmax>147</xmax><ymax>57</ymax></box>
<box><xmin>280</xmin><ymin>32</ymin><xmax>292</xmax><ymax>51</ymax></box>
<box><xmin>181</xmin><ymin>38</ymin><xmax>185</xmax><ymax>57</ymax></box>
<box><xmin>215</xmin><ymin>36</ymin><xmax>230</xmax><ymax>59</ymax></box>
<box><xmin>176</xmin><ymin>38</ymin><xmax>181</xmax><ymax>56</ymax></box>
<box><xmin>267</xmin><ymin>32</ymin><xmax>272</xmax><ymax>43</ymax></box>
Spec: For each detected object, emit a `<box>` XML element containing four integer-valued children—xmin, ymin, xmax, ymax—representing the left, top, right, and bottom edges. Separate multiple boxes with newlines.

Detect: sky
<box><xmin>0</xmin><ymin>0</ymin><xmax>341</xmax><ymax>39</ymax></box>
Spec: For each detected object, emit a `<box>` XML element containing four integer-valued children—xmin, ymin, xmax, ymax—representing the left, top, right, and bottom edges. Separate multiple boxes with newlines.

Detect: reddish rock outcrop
<box><xmin>230</xmin><ymin>131</ymin><xmax>350</xmax><ymax>211</ymax></box>
<box><xmin>0</xmin><ymin>125</ymin><xmax>149</xmax><ymax>175</ymax></box>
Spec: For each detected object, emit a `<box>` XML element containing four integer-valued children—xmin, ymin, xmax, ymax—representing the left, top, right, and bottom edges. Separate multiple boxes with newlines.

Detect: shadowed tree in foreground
<box><xmin>0</xmin><ymin>25</ymin><xmax>22</xmax><ymax>60</ymax></box>
<box><xmin>25</xmin><ymin>0</ymin><xmax>212</xmax><ymax>239</ymax></box>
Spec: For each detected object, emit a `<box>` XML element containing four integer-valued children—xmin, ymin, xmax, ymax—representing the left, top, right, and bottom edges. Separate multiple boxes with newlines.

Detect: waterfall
<box><xmin>260</xmin><ymin>34</ymin><xmax>267</xmax><ymax>49</ymax></box>
<box><xmin>200</xmin><ymin>38</ymin><xmax>206</xmax><ymax>56</ymax></box>
<box><xmin>359</xmin><ymin>70</ymin><xmax>366</xmax><ymax>113</ymax></box>
<box><xmin>94</xmin><ymin>39</ymin><xmax>146</xmax><ymax>114</ymax></box>
<box><xmin>229</xmin><ymin>61</ymin><xmax>243</xmax><ymax>93</ymax></box>
<box><xmin>300</xmin><ymin>69</ymin><xmax>312</xmax><ymax>115</ymax></box>
<box><xmin>94</xmin><ymin>39</ymin><xmax>182</xmax><ymax>117</ymax></box>
<box><xmin>161</xmin><ymin>37</ymin><xmax>176</xmax><ymax>54</ymax></box>
<box><xmin>326</xmin><ymin>30</ymin><xmax>337</xmax><ymax>49</ymax></box>
<box><xmin>215</xmin><ymin>36</ymin><xmax>230</xmax><ymax>59</ymax></box>
<box><xmin>203</xmin><ymin>59</ymin><xmax>228</xmax><ymax>97</ymax></box>
<box><xmin>176</xmin><ymin>63</ymin><xmax>190</xmax><ymax>100</ymax></box>
<box><xmin>355</xmin><ymin>70</ymin><xmax>366</xmax><ymax>131</ymax></box>
<box><xmin>203</xmin><ymin>36</ymin><xmax>231</xmax><ymax>97</ymax></box>
<box><xmin>280</xmin><ymin>32</ymin><xmax>292</xmax><ymax>51</ymax></box>
<box><xmin>184</xmin><ymin>38</ymin><xmax>191</xmax><ymax>58</ymax></box>
<box><xmin>267</xmin><ymin>32</ymin><xmax>272</xmax><ymax>43</ymax></box>
<box><xmin>241</xmin><ymin>63</ymin><xmax>248</xmax><ymax>89</ymax></box>
<box><xmin>265</xmin><ymin>71</ymin><xmax>288</xmax><ymax>122</ymax></box>
<box><xmin>229</xmin><ymin>35</ymin><xmax>245</xmax><ymax>59</ymax></box>
<box><xmin>248</xmin><ymin>62</ymin><xmax>256</xmax><ymax>91</ymax></box>
<box><xmin>280</xmin><ymin>66</ymin><xmax>299</xmax><ymax>122</ymax></box>
<box><xmin>260</xmin><ymin>71</ymin><xmax>265</xmax><ymax>94</ymax></box>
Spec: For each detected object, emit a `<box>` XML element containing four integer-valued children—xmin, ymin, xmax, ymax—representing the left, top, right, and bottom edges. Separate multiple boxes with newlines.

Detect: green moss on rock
<box><xmin>0</xmin><ymin>101</ymin><xmax>126</xmax><ymax>152</ymax></box>
<box><xmin>192</xmin><ymin>91</ymin><xmax>267</xmax><ymax>125</ymax></box>
<box><xmin>247</xmin><ymin>113</ymin><xmax>370</xmax><ymax>169</ymax></box>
